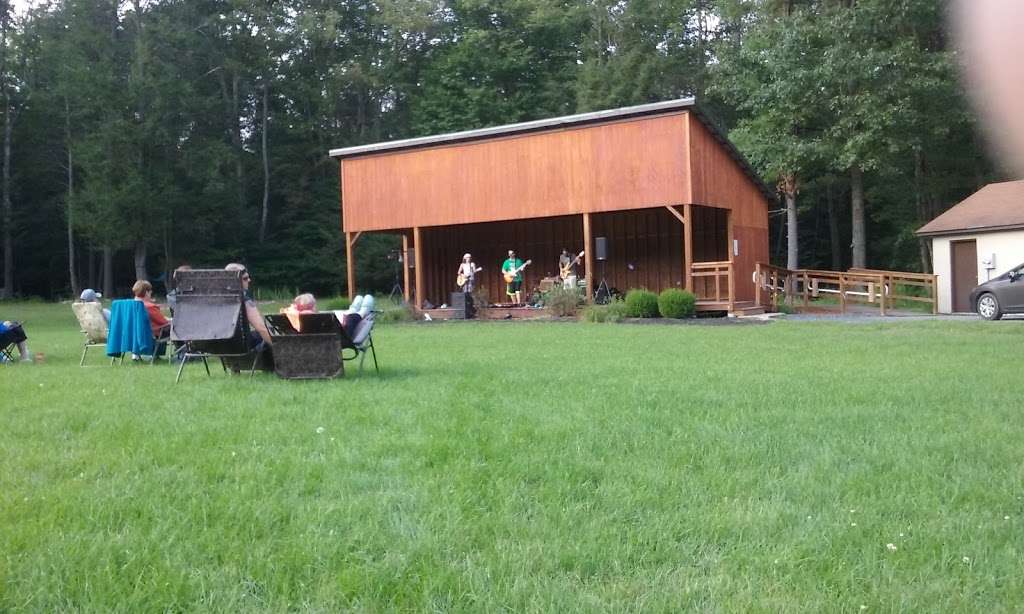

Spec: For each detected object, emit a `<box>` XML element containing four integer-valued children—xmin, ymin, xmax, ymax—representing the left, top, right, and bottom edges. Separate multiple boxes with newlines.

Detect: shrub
<box><xmin>544</xmin><ymin>287</ymin><xmax>582</xmax><ymax>317</ymax></box>
<box><xmin>321</xmin><ymin>296</ymin><xmax>351</xmax><ymax>311</ymax></box>
<box><xmin>376</xmin><ymin>302</ymin><xmax>415</xmax><ymax>324</ymax></box>
<box><xmin>624</xmin><ymin>289</ymin><xmax>659</xmax><ymax>318</ymax></box>
<box><xmin>657</xmin><ymin>288</ymin><xmax>696</xmax><ymax>318</ymax></box>
<box><xmin>580</xmin><ymin>298</ymin><xmax>628</xmax><ymax>323</ymax></box>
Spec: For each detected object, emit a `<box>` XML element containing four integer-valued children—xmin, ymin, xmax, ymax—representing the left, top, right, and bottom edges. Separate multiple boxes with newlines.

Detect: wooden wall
<box><xmin>687</xmin><ymin>116</ymin><xmax>771</xmax><ymax>302</ymax></box>
<box><xmin>417</xmin><ymin>206</ymin><xmax>728</xmax><ymax>306</ymax></box>
<box><xmin>342</xmin><ymin>113</ymin><xmax>690</xmax><ymax>232</ymax></box>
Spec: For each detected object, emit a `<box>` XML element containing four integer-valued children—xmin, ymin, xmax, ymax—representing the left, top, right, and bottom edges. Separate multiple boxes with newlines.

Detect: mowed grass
<box><xmin>2</xmin><ymin>303</ymin><xmax>1024</xmax><ymax>612</ymax></box>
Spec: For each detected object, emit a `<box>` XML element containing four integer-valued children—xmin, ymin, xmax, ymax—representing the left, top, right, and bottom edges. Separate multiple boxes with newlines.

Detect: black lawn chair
<box><xmin>265</xmin><ymin>313</ymin><xmax>344</xmax><ymax>379</ymax></box>
<box><xmin>340</xmin><ymin>312</ymin><xmax>379</xmax><ymax>374</ymax></box>
<box><xmin>0</xmin><ymin>321</ymin><xmax>27</xmax><ymax>363</ymax></box>
<box><xmin>170</xmin><ymin>269</ymin><xmax>267</xmax><ymax>383</ymax></box>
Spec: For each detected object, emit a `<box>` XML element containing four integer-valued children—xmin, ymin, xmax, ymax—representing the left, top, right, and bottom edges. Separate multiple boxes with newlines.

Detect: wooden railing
<box><xmin>754</xmin><ymin>263</ymin><xmax>938</xmax><ymax>315</ymax></box>
<box><xmin>691</xmin><ymin>261</ymin><xmax>735</xmax><ymax>312</ymax></box>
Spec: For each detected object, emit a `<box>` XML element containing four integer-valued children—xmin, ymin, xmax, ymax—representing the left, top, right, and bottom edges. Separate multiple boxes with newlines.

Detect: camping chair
<box><xmin>265</xmin><ymin>313</ymin><xmax>344</xmax><ymax>379</ymax></box>
<box><xmin>339</xmin><ymin>311</ymin><xmax>379</xmax><ymax>374</ymax></box>
<box><xmin>0</xmin><ymin>321</ymin><xmax>26</xmax><ymax>362</ymax></box>
<box><xmin>72</xmin><ymin>301</ymin><xmax>109</xmax><ymax>366</ymax></box>
<box><xmin>106</xmin><ymin>300</ymin><xmax>167</xmax><ymax>364</ymax></box>
<box><xmin>170</xmin><ymin>269</ymin><xmax>265</xmax><ymax>383</ymax></box>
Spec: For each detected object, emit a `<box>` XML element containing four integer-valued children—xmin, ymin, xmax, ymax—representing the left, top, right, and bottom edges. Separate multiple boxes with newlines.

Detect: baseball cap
<box><xmin>80</xmin><ymin>289</ymin><xmax>102</xmax><ymax>301</ymax></box>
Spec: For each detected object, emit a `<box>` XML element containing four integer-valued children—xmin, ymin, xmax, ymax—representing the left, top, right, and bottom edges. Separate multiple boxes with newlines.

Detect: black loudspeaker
<box><xmin>595</xmin><ymin>237</ymin><xmax>608</xmax><ymax>261</ymax></box>
<box><xmin>407</xmin><ymin>252</ymin><xmax>415</xmax><ymax>268</ymax></box>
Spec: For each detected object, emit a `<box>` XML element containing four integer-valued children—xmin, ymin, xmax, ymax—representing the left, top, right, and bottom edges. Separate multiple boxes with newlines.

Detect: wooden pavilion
<box><xmin>329</xmin><ymin>98</ymin><xmax>773</xmax><ymax>314</ymax></box>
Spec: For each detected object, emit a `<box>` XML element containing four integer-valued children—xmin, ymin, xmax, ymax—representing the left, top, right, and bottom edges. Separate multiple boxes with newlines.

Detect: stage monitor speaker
<box><xmin>407</xmin><ymin>252</ymin><xmax>415</xmax><ymax>268</ymax></box>
<box><xmin>595</xmin><ymin>237</ymin><xmax>608</xmax><ymax>261</ymax></box>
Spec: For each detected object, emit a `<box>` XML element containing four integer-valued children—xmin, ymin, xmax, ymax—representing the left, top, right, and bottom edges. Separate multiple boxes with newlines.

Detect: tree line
<box><xmin>0</xmin><ymin>0</ymin><xmax>998</xmax><ymax>300</ymax></box>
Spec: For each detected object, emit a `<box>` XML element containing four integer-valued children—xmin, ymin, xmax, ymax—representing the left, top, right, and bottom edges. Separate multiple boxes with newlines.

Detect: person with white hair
<box><xmin>456</xmin><ymin>253</ymin><xmax>482</xmax><ymax>293</ymax></box>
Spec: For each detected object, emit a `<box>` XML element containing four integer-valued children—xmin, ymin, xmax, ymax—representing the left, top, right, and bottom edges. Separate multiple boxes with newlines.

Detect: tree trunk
<box><xmin>232</xmin><ymin>74</ymin><xmax>244</xmax><ymax>217</ymax></box>
<box><xmin>88</xmin><ymin>248</ymin><xmax>98</xmax><ymax>290</ymax></box>
<box><xmin>134</xmin><ymin>241</ymin><xmax>147</xmax><ymax>281</ymax></box>
<box><xmin>259</xmin><ymin>79</ymin><xmax>270</xmax><ymax>243</ymax></box>
<box><xmin>65</xmin><ymin>96</ymin><xmax>79</xmax><ymax>297</ymax></box>
<box><xmin>2</xmin><ymin>87</ymin><xmax>12</xmax><ymax>299</ymax></box>
<box><xmin>102</xmin><ymin>246</ymin><xmax>114</xmax><ymax>298</ymax></box>
<box><xmin>850</xmin><ymin>165</ymin><xmax>866</xmax><ymax>268</ymax></box>
<box><xmin>780</xmin><ymin>174</ymin><xmax>799</xmax><ymax>270</ymax></box>
<box><xmin>827</xmin><ymin>181</ymin><xmax>842</xmax><ymax>271</ymax></box>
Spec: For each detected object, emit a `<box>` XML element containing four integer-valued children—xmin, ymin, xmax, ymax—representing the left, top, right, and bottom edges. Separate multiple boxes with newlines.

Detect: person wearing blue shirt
<box><xmin>0</xmin><ymin>319</ymin><xmax>31</xmax><ymax>362</ymax></box>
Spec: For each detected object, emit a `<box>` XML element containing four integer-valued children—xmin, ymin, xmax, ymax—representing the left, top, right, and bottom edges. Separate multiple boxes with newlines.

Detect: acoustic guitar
<box><xmin>502</xmin><ymin>260</ymin><xmax>532</xmax><ymax>284</ymax></box>
<box><xmin>456</xmin><ymin>266</ymin><xmax>483</xmax><ymax>288</ymax></box>
<box><xmin>559</xmin><ymin>251</ymin><xmax>585</xmax><ymax>280</ymax></box>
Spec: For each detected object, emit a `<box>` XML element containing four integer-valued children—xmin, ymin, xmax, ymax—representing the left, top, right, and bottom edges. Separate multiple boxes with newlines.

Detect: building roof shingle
<box><xmin>917</xmin><ymin>180</ymin><xmax>1024</xmax><ymax>236</ymax></box>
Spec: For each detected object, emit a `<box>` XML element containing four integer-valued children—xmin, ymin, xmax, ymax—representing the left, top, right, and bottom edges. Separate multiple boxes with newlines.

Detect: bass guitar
<box><xmin>559</xmin><ymin>251</ymin><xmax>585</xmax><ymax>280</ymax></box>
<box><xmin>502</xmin><ymin>260</ymin><xmax>532</xmax><ymax>284</ymax></box>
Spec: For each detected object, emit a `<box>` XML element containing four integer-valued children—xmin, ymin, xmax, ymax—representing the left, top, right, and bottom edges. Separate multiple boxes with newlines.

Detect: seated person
<box><xmin>132</xmin><ymin>280</ymin><xmax>171</xmax><ymax>353</ymax></box>
<box><xmin>333</xmin><ymin>294</ymin><xmax>371</xmax><ymax>338</ymax></box>
<box><xmin>0</xmin><ymin>319</ymin><xmax>31</xmax><ymax>362</ymax></box>
<box><xmin>79</xmin><ymin>288</ymin><xmax>111</xmax><ymax>323</ymax></box>
<box><xmin>281</xmin><ymin>293</ymin><xmax>317</xmax><ymax>331</ymax></box>
<box><xmin>166</xmin><ymin>265</ymin><xmax>192</xmax><ymax>316</ymax></box>
<box><xmin>225</xmin><ymin>263</ymin><xmax>272</xmax><ymax>348</ymax></box>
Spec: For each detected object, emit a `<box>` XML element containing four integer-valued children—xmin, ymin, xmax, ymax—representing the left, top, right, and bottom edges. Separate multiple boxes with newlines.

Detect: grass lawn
<box><xmin>2</xmin><ymin>302</ymin><xmax>1024</xmax><ymax>611</ymax></box>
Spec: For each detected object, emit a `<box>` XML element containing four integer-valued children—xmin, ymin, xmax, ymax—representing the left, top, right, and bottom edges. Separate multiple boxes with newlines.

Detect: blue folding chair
<box><xmin>106</xmin><ymin>299</ymin><xmax>165</xmax><ymax>364</ymax></box>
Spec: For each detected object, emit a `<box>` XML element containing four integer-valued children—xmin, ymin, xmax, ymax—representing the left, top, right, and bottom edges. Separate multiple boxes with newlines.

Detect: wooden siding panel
<box><xmin>687</xmin><ymin>115</ymin><xmax>770</xmax><ymax>230</ymax></box>
<box><xmin>342</xmin><ymin>114</ymin><xmax>691</xmax><ymax>232</ymax></box>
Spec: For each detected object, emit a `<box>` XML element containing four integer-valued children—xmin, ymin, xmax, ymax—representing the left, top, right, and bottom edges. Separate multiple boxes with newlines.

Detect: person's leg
<box><xmin>17</xmin><ymin>340</ymin><xmax>30</xmax><ymax>361</ymax></box>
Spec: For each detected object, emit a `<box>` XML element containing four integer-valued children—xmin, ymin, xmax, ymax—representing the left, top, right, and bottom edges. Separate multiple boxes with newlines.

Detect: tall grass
<box><xmin>2</xmin><ymin>302</ymin><xmax>1023</xmax><ymax>611</ymax></box>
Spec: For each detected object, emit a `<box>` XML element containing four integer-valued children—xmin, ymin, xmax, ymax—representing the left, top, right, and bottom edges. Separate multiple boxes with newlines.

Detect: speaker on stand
<box><xmin>594</xmin><ymin>237</ymin><xmax>612</xmax><ymax>304</ymax></box>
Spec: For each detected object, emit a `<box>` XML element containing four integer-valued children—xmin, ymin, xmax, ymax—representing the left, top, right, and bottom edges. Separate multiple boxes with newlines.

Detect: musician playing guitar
<box><xmin>456</xmin><ymin>253</ymin><xmax>482</xmax><ymax>293</ymax></box>
<box><xmin>501</xmin><ymin>249</ymin><xmax>531</xmax><ymax>305</ymax></box>
<box><xmin>558</xmin><ymin>248</ymin><xmax>585</xmax><ymax>290</ymax></box>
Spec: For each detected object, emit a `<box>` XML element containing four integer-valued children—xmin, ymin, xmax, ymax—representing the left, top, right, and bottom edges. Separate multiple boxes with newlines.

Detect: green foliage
<box><xmin>657</xmin><ymin>288</ymin><xmax>696</xmax><ymax>318</ymax></box>
<box><xmin>320</xmin><ymin>296</ymin><xmax>352</xmax><ymax>311</ymax></box>
<box><xmin>542</xmin><ymin>286</ymin><xmax>582</xmax><ymax>317</ymax></box>
<box><xmin>624</xmin><ymin>289</ymin><xmax>659</xmax><ymax>318</ymax></box>
<box><xmin>580</xmin><ymin>298</ymin><xmax>627</xmax><ymax>323</ymax></box>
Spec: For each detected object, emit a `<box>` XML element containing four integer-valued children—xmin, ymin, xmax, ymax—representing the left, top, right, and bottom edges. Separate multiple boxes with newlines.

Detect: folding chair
<box><xmin>170</xmin><ymin>269</ymin><xmax>266</xmax><ymax>383</ymax></box>
<box><xmin>72</xmin><ymin>302</ymin><xmax>109</xmax><ymax>366</ymax></box>
<box><xmin>0</xmin><ymin>322</ymin><xmax>26</xmax><ymax>362</ymax></box>
<box><xmin>340</xmin><ymin>312</ymin><xmax>379</xmax><ymax>374</ymax></box>
<box><xmin>106</xmin><ymin>300</ymin><xmax>165</xmax><ymax>364</ymax></box>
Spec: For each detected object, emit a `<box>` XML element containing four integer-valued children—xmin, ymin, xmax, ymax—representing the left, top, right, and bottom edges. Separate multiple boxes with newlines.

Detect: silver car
<box><xmin>971</xmin><ymin>261</ymin><xmax>1024</xmax><ymax>320</ymax></box>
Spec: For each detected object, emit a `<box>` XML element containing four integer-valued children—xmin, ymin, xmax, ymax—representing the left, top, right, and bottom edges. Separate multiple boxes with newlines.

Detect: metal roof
<box><xmin>328</xmin><ymin>98</ymin><xmax>776</xmax><ymax>202</ymax></box>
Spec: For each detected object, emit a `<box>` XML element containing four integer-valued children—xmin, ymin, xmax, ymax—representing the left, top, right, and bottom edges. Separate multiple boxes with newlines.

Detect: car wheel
<box><xmin>977</xmin><ymin>293</ymin><xmax>1003</xmax><ymax>320</ymax></box>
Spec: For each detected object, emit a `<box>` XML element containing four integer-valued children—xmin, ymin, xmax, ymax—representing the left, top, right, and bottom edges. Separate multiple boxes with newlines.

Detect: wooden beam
<box><xmin>413</xmin><ymin>226</ymin><xmax>424</xmax><ymax>310</ymax></box>
<box><xmin>402</xmin><ymin>233</ymin><xmax>411</xmax><ymax>304</ymax></box>
<box><xmin>727</xmin><ymin>209</ymin><xmax>735</xmax><ymax>314</ymax></box>
<box><xmin>345</xmin><ymin>231</ymin><xmax>355</xmax><ymax>300</ymax></box>
<box><xmin>665</xmin><ymin>205</ymin><xmax>686</xmax><ymax>225</ymax></box>
<box><xmin>583</xmin><ymin>212</ymin><xmax>593</xmax><ymax>302</ymax></box>
<box><xmin>683</xmin><ymin>204</ymin><xmax>694</xmax><ymax>293</ymax></box>
<box><xmin>350</xmin><ymin>231</ymin><xmax>363</xmax><ymax>246</ymax></box>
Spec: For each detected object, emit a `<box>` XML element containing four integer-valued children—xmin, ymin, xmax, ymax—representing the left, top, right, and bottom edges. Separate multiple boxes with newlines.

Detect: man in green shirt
<box><xmin>501</xmin><ymin>249</ymin><xmax>526</xmax><ymax>305</ymax></box>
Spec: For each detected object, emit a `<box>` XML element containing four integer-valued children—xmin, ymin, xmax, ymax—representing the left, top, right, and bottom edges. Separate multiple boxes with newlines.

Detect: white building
<box><xmin>917</xmin><ymin>180</ymin><xmax>1024</xmax><ymax>313</ymax></box>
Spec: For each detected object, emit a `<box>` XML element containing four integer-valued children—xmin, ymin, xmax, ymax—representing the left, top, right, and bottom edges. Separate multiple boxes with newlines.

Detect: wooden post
<box><xmin>413</xmin><ymin>226</ymin><xmax>424</xmax><ymax>310</ymax></box>
<box><xmin>839</xmin><ymin>274</ymin><xmax>847</xmax><ymax>313</ymax></box>
<box><xmin>755</xmin><ymin>262</ymin><xmax>762</xmax><ymax>307</ymax></box>
<box><xmin>583</xmin><ymin>212</ymin><xmax>593</xmax><ymax>302</ymax></box>
<box><xmin>345</xmin><ymin>231</ymin><xmax>355</xmax><ymax>300</ymax></box>
<box><xmin>726</xmin><ymin>210</ymin><xmax>735</xmax><ymax>314</ymax></box>
<box><xmin>683</xmin><ymin>204</ymin><xmax>694</xmax><ymax>293</ymax></box>
<box><xmin>878</xmin><ymin>274</ymin><xmax>886</xmax><ymax>316</ymax></box>
<box><xmin>402</xmin><ymin>233</ymin><xmax>411</xmax><ymax>304</ymax></box>
<box><xmin>802</xmin><ymin>271</ymin><xmax>810</xmax><ymax>307</ymax></box>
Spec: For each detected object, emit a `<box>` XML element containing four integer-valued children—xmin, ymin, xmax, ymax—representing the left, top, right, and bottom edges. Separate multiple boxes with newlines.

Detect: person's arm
<box><xmin>246</xmin><ymin>303</ymin><xmax>273</xmax><ymax>345</ymax></box>
<box><xmin>147</xmin><ymin>303</ymin><xmax>169</xmax><ymax>328</ymax></box>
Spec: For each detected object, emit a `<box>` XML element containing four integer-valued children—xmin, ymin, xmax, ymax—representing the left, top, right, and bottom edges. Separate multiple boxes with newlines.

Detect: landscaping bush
<box><xmin>580</xmin><ymin>298</ymin><xmax>628</xmax><ymax>323</ymax></box>
<box><xmin>657</xmin><ymin>288</ymin><xmax>696</xmax><ymax>318</ymax></box>
<box><xmin>624</xmin><ymin>289</ymin><xmax>659</xmax><ymax>318</ymax></box>
<box><xmin>321</xmin><ymin>296</ymin><xmax>351</xmax><ymax>311</ymax></box>
<box><xmin>544</xmin><ymin>287</ymin><xmax>582</xmax><ymax>317</ymax></box>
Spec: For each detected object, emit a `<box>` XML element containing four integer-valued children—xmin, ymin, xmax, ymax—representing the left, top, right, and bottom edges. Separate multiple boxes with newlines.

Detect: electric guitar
<box><xmin>502</xmin><ymin>260</ymin><xmax>532</xmax><ymax>284</ymax></box>
<box><xmin>559</xmin><ymin>251</ymin><xmax>585</xmax><ymax>280</ymax></box>
<box><xmin>456</xmin><ymin>266</ymin><xmax>483</xmax><ymax>288</ymax></box>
